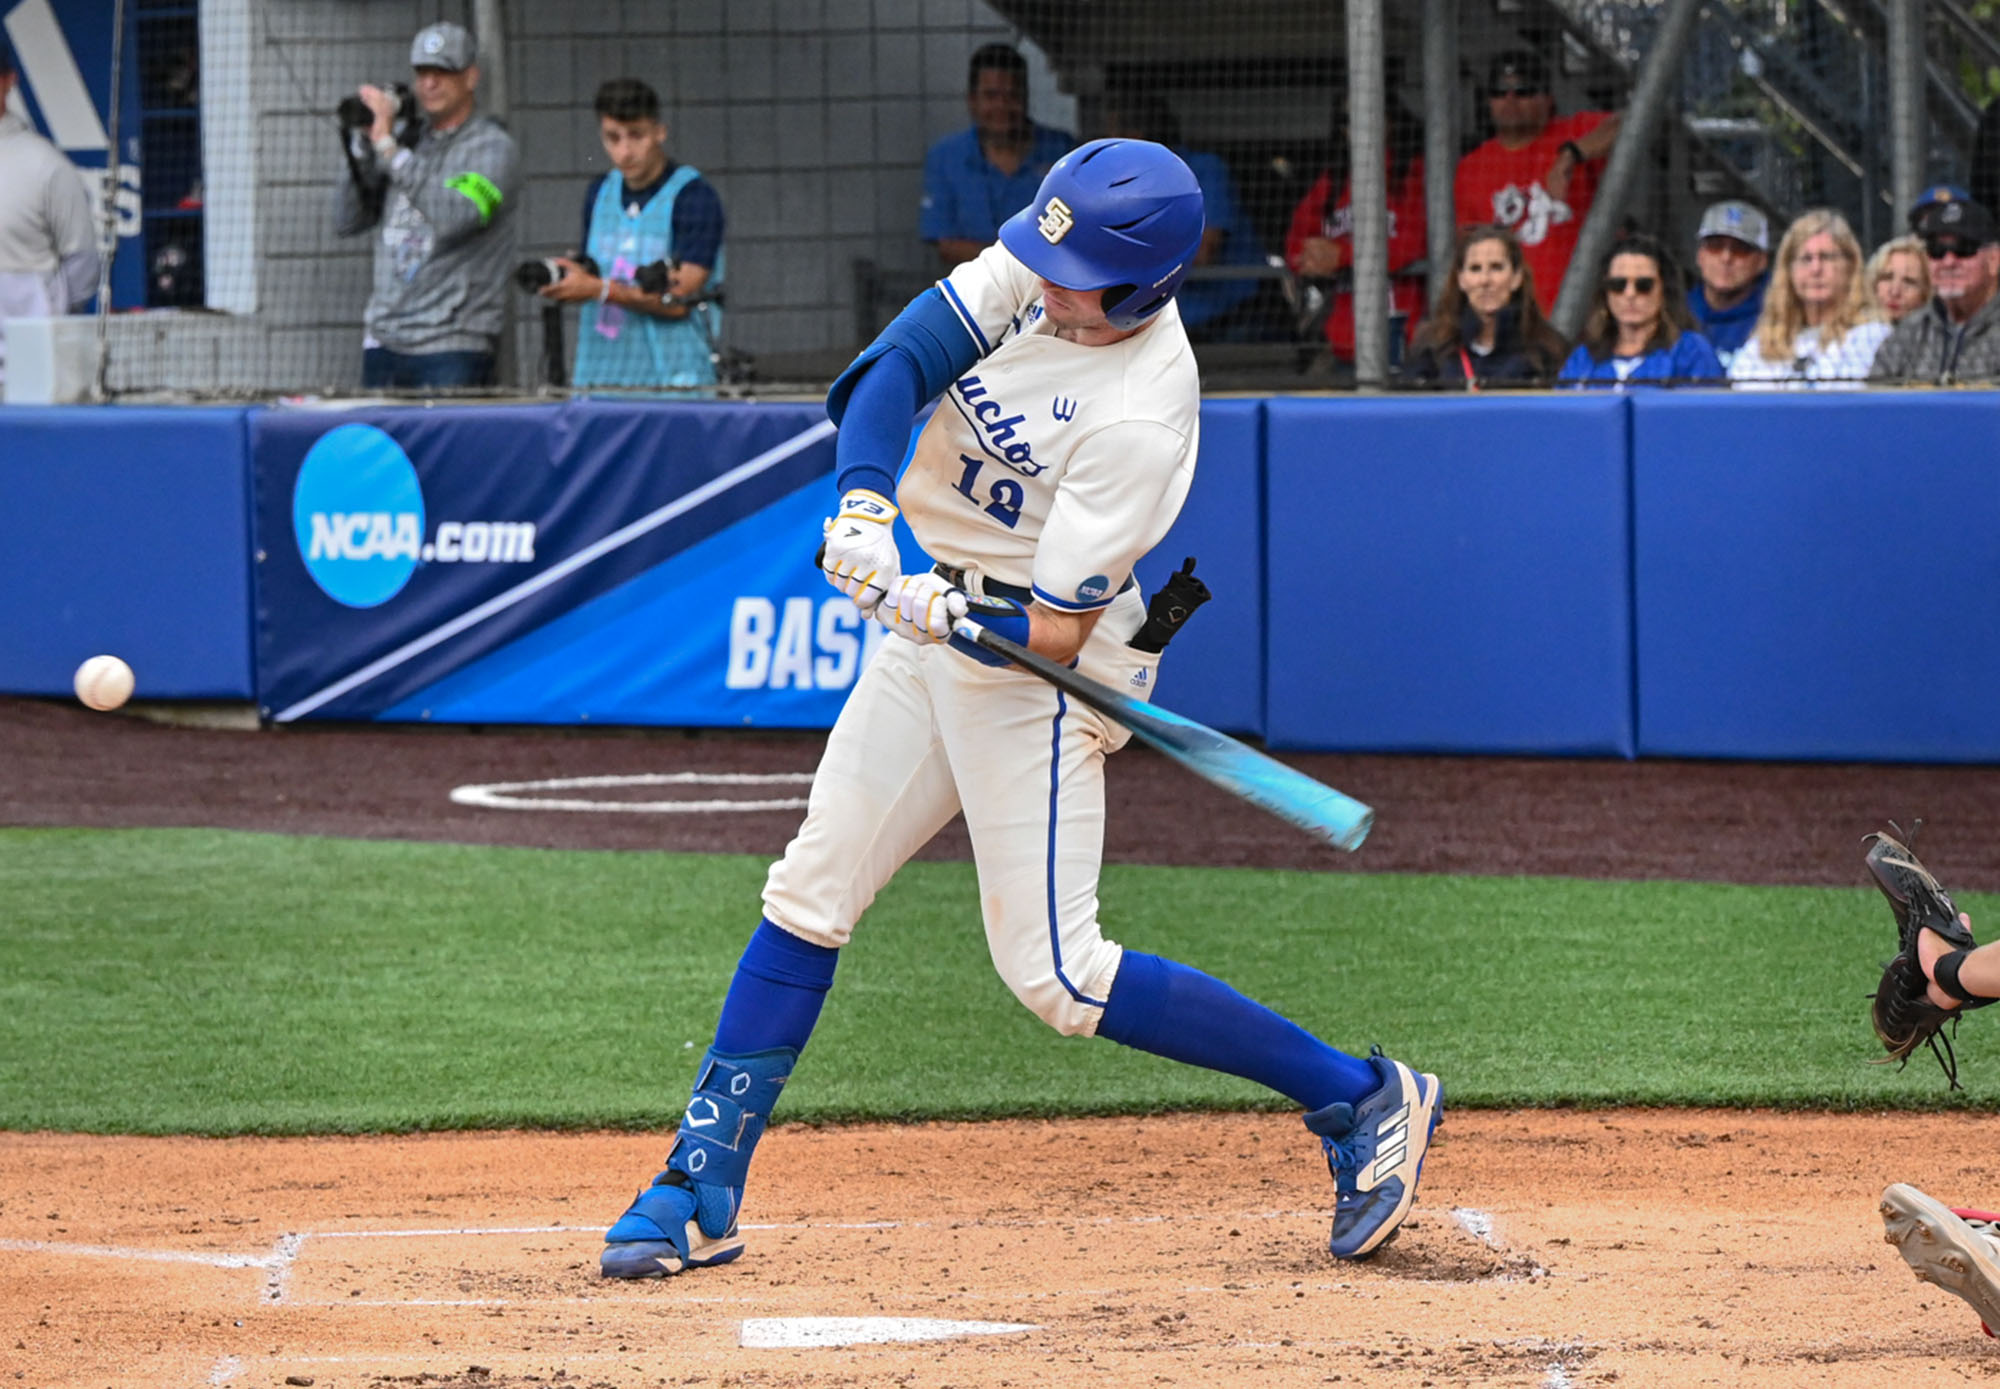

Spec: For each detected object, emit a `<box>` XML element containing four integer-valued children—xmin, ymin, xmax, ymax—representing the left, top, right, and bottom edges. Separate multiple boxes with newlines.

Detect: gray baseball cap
<box><xmin>411</xmin><ymin>22</ymin><xmax>475</xmax><ymax>72</ymax></box>
<box><xmin>1696</xmin><ymin>200</ymin><xmax>1771</xmax><ymax>252</ymax></box>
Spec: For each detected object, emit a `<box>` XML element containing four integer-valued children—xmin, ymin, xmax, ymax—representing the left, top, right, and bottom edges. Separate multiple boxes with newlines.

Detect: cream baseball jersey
<box><xmin>894</xmin><ymin>242</ymin><xmax>1201</xmax><ymax>612</ymax></box>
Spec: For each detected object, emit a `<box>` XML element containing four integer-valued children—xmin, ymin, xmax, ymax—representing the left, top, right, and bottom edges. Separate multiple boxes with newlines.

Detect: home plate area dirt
<box><xmin>8</xmin><ymin>1111</ymin><xmax>2000</xmax><ymax>1388</ymax></box>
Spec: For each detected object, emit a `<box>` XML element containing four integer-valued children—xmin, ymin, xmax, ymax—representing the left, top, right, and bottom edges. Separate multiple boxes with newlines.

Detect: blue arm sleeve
<box><xmin>831</xmin><ymin>350</ymin><xmax>924</xmax><ymax>499</ymax></box>
<box><xmin>826</xmin><ymin>286</ymin><xmax>984</xmax><ymax>496</ymax></box>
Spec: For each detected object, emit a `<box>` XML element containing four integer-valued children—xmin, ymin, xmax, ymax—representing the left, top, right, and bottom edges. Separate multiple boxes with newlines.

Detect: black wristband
<box><xmin>1933</xmin><ymin>948</ymin><xmax>1999</xmax><ymax>1008</ymax></box>
<box><xmin>1559</xmin><ymin>140</ymin><xmax>1584</xmax><ymax>165</ymax></box>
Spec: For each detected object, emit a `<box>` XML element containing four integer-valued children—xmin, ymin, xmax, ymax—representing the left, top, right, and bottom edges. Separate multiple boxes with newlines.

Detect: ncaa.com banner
<box><xmin>249</xmin><ymin>400</ymin><xmax>911</xmax><ymax>726</ymax></box>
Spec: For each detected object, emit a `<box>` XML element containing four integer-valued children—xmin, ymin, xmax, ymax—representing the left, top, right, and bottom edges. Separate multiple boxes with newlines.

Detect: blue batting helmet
<box><xmin>999</xmin><ymin>138</ymin><xmax>1205</xmax><ymax>331</ymax></box>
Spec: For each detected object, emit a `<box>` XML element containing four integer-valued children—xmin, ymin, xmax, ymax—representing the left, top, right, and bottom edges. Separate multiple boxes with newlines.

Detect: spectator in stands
<box><xmin>1558</xmin><ymin>233</ymin><xmax>1723</xmax><ymax>386</ymax></box>
<box><xmin>1728</xmin><ymin>209</ymin><xmax>1888</xmax><ymax>389</ymax></box>
<box><xmin>1286</xmin><ymin>89</ymin><xmax>1428</xmax><ymax>366</ymax></box>
<box><xmin>1101</xmin><ymin>88</ymin><xmax>1266</xmax><ymax>341</ymax></box>
<box><xmin>333</xmin><ymin>22</ymin><xmax>519</xmax><ymax>390</ymax></box>
<box><xmin>1866</xmin><ymin>234</ymin><xmax>1931</xmax><ymax>324</ymax></box>
<box><xmin>920</xmin><ymin>44</ymin><xmax>1073</xmax><ymax>270</ymax></box>
<box><xmin>1455</xmin><ymin>48</ymin><xmax>1621</xmax><ymax>314</ymax></box>
<box><xmin>0</xmin><ymin>35</ymin><xmax>100</xmax><ymax>392</ymax></box>
<box><xmin>536</xmin><ymin>79</ymin><xmax>725</xmax><ymax>392</ymax></box>
<box><xmin>1871</xmin><ymin>192</ymin><xmax>2000</xmax><ymax>385</ymax></box>
<box><xmin>1687</xmin><ymin>199</ymin><xmax>1771</xmax><ymax>370</ymax></box>
<box><xmin>1402</xmin><ymin>224</ymin><xmax>1567</xmax><ymax>388</ymax></box>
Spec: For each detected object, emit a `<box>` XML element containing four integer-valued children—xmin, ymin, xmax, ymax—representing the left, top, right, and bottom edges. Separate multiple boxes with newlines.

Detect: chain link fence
<box><xmin>5</xmin><ymin>0</ymin><xmax>1997</xmax><ymax>401</ymax></box>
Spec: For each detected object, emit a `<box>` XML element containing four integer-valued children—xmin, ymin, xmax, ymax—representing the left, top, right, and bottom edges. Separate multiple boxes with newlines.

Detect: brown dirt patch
<box><xmin>10</xmin><ymin>696</ymin><xmax>2000</xmax><ymax>1385</ymax></box>
<box><xmin>11</xmin><ymin>1113</ymin><xmax>2000</xmax><ymax>1388</ymax></box>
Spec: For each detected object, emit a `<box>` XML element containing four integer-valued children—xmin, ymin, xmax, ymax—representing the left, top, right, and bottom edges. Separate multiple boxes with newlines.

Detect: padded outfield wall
<box><xmin>2</xmin><ymin>394</ymin><xmax>1995</xmax><ymax>763</ymax></box>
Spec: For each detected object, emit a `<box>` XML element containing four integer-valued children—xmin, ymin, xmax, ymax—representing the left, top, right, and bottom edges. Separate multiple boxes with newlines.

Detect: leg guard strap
<box><xmin>603</xmin><ymin>1047</ymin><xmax>796</xmax><ymax>1267</ymax></box>
<box><xmin>667</xmin><ymin>1047</ymin><xmax>796</xmax><ymax>1191</ymax></box>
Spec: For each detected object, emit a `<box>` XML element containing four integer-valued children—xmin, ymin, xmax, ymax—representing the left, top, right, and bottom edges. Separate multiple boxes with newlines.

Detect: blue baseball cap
<box><xmin>1910</xmin><ymin>183</ymin><xmax>1974</xmax><ymax>225</ymax></box>
<box><xmin>0</xmin><ymin>35</ymin><xmax>15</xmax><ymax>74</ymax></box>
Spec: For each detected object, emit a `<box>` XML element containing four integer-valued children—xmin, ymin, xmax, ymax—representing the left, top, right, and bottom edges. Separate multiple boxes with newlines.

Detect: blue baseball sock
<box><xmin>713</xmin><ymin>918</ymin><xmax>840</xmax><ymax>1054</ymax></box>
<box><xmin>1096</xmin><ymin>950</ymin><xmax>1379</xmax><ymax>1112</ymax></box>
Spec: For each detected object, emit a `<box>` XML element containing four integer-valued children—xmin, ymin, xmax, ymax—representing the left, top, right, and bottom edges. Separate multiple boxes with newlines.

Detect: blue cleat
<box><xmin>1302</xmin><ymin>1047</ymin><xmax>1443</xmax><ymax>1259</ymax></box>
<box><xmin>600</xmin><ymin>1169</ymin><xmax>745</xmax><ymax>1279</ymax></box>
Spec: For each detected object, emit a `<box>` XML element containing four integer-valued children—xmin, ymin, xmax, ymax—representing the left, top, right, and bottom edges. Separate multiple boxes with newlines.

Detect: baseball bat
<box><xmin>956</xmin><ymin>618</ymin><xmax>1375</xmax><ymax>852</ymax></box>
<box><xmin>813</xmin><ymin>544</ymin><xmax>1374</xmax><ymax>851</ymax></box>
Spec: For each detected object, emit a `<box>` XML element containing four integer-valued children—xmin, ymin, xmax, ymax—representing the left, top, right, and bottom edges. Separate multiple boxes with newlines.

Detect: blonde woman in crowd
<box><xmin>1729</xmin><ymin>209</ymin><xmax>1890</xmax><ymax>388</ymax></box>
<box><xmin>1867</xmin><ymin>234</ymin><xmax>1932</xmax><ymax>323</ymax></box>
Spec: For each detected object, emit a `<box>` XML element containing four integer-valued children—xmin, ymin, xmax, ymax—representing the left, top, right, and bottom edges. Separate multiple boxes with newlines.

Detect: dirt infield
<box><xmin>9</xmin><ymin>695</ymin><xmax>2000</xmax><ymax>1387</ymax></box>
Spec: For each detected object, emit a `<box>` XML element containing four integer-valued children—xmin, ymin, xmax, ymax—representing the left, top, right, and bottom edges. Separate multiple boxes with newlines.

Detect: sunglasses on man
<box><xmin>1924</xmin><ymin>236</ymin><xmax>1986</xmax><ymax>261</ymax></box>
<box><xmin>1604</xmin><ymin>276</ymin><xmax>1658</xmax><ymax>295</ymax></box>
<box><xmin>1492</xmin><ymin>84</ymin><xmax>1543</xmax><ymax>98</ymax></box>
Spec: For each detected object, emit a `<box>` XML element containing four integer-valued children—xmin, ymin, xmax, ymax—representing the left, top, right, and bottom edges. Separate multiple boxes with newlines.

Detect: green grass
<box><xmin>0</xmin><ymin>826</ymin><xmax>1987</xmax><ymax>1134</ymax></box>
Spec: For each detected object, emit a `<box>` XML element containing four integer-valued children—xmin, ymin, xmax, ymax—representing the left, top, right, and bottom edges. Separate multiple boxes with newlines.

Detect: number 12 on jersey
<box><xmin>952</xmin><ymin>455</ymin><xmax>1024</xmax><ymax>529</ymax></box>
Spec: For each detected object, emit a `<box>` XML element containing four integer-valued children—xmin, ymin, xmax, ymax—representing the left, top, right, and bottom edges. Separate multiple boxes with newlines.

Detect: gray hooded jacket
<box><xmin>333</xmin><ymin>113</ymin><xmax>519</xmax><ymax>355</ymax></box>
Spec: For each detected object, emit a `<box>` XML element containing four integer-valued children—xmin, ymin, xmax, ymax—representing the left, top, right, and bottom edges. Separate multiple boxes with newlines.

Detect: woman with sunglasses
<box><xmin>1402</xmin><ymin>225</ymin><xmax>1568</xmax><ymax>387</ymax></box>
<box><xmin>1729</xmin><ymin>209</ymin><xmax>1889</xmax><ymax>389</ymax></box>
<box><xmin>1865</xmin><ymin>234</ymin><xmax>1932</xmax><ymax>324</ymax></box>
<box><xmin>1558</xmin><ymin>234</ymin><xmax>1723</xmax><ymax>386</ymax></box>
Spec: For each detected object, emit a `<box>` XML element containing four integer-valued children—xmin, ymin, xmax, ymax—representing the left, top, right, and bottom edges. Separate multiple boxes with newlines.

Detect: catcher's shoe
<box><xmin>1303</xmin><ymin>1048</ymin><xmax>1443</xmax><ymax>1259</ymax></box>
<box><xmin>1881</xmin><ymin>1182</ymin><xmax>2000</xmax><ymax>1334</ymax></box>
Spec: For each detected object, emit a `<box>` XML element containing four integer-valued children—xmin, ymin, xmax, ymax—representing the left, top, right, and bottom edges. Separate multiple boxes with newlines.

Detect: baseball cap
<box><xmin>1695</xmin><ymin>200</ymin><xmax>1771</xmax><ymax>252</ymax></box>
<box><xmin>1909</xmin><ymin>182</ymin><xmax>1975</xmax><ymax>228</ymax></box>
<box><xmin>0</xmin><ymin>35</ymin><xmax>14</xmax><ymax>74</ymax></box>
<box><xmin>1488</xmin><ymin>48</ymin><xmax>1550</xmax><ymax>93</ymax></box>
<box><xmin>1912</xmin><ymin>193</ymin><xmax>1999</xmax><ymax>246</ymax></box>
<box><xmin>410</xmin><ymin>21</ymin><xmax>475</xmax><ymax>72</ymax></box>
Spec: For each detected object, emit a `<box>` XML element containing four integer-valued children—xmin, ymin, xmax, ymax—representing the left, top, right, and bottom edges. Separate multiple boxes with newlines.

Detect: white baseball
<box><xmin>74</xmin><ymin>654</ymin><xmax>135</xmax><ymax>712</ymax></box>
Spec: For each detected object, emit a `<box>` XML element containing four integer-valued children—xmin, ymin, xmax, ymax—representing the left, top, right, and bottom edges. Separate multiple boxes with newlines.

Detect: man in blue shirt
<box><xmin>1101</xmin><ymin>88</ymin><xmax>1267</xmax><ymax>339</ymax></box>
<box><xmin>919</xmin><ymin>44</ymin><xmax>1073</xmax><ymax>269</ymax></box>
<box><xmin>538</xmin><ymin>78</ymin><xmax>725</xmax><ymax>390</ymax></box>
<box><xmin>1687</xmin><ymin>199</ymin><xmax>1770</xmax><ymax>369</ymax></box>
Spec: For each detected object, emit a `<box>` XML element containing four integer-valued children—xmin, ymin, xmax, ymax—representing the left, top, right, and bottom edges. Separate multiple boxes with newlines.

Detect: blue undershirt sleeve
<box><xmin>825</xmin><ymin>286</ymin><xmax>983</xmax><ymax>498</ymax></box>
<box><xmin>829</xmin><ymin>348</ymin><xmax>923</xmax><ymax>500</ymax></box>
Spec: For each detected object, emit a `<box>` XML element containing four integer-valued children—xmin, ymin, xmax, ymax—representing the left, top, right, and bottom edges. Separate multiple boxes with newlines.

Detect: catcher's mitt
<box><xmin>1866</xmin><ymin>825</ymin><xmax>1979</xmax><ymax>1088</ymax></box>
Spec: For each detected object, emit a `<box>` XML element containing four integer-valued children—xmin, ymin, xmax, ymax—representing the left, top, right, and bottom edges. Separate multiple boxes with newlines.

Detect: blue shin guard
<box><xmin>601</xmin><ymin>1047</ymin><xmax>796</xmax><ymax>1279</ymax></box>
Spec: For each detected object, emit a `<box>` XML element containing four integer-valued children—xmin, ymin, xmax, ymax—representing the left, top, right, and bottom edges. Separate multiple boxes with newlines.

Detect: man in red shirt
<box><xmin>1454</xmin><ymin>49</ymin><xmax>1621</xmax><ymax>313</ymax></box>
<box><xmin>1285</xmin><ymin>96</ymin><xmax>1428</xmax><ymax>363</ymax></box>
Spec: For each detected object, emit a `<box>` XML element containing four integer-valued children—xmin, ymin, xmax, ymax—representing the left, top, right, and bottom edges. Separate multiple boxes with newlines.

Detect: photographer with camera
<box><xmin>533</xmin><ymin>78</ymin><xmax>725</xmax><ymax>392</ymax></box>
<box><xmin>332</xmin><ymin>22</ymin><xmax>519</xmax><ymax>390</ymax></box>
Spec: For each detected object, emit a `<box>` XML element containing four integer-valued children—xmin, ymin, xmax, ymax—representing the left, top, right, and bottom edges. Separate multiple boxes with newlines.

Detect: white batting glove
<box><xmin>875</xmin><ymin>572</ymin><xmax>968</xmax><ymax>646</ymax></box>
<box><xmin>819</xmin><ymin>488</ymin><xmax>900</xmax><ymax>615</ymax></box>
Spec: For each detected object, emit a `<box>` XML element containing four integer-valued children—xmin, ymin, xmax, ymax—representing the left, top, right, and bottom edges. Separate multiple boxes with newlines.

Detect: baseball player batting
<box><xmin>600</xmin><ymin>138</ymin><xmax>1442</xmax><ymax>1279</ymax></box>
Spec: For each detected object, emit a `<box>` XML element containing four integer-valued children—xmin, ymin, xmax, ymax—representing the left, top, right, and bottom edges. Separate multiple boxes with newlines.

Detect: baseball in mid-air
<box><xmin>74</xmin><ymin>654</ymin><xmax>135</xmax><ymax>712</ymax></box>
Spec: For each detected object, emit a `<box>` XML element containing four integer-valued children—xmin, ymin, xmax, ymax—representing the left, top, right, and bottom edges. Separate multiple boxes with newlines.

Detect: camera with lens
<box><xmin>515</xmin><ymin>254</ymin><xmax>602</xmax><ymax>292</ymax></box>
<box><xmin>516</xmin><ymin>256</ymin><xmax>685</xmax><ymax>296</ymax></box>
<box><xmin>337</xmin><ymin>83</ymin><xmax>418</xmax><ymax>140</ymax></box>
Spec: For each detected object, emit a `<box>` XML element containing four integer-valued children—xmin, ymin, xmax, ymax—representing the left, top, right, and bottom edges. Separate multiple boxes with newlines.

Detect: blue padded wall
<box><xmin>1632</xmin><ymin>392</ymin><xmax>2000</xmax><ymax>762</ymax></box>
<box><xmin>0</xmin><ymin>407</ymin><xmax>255</xmax><ymax>698</ymax></box>
<box><xmin>1264</xmin><ymin>395</ymin><xmax>1635</xmax><ymax>755</ymax></box>
<box><xmin>1132</xmin><ymin>399</ymin><xmax>1263</xmax><ymax>735</ymax></box>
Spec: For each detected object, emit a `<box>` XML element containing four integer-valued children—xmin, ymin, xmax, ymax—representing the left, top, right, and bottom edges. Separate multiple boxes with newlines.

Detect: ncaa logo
<box><xmin>1075</xmin><ymin>574</ymin><xmax>1110</xmax><ymax>604</ymax></box>
<box><xmin>1038</xmin><ymin>196</ymin><xmax>1075</xmax><ymax>244</ymax></box>
<box><xmin>293</xmin><ymin>424</ymin><xmax>424</xmax><ymax>608</ymax></box>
